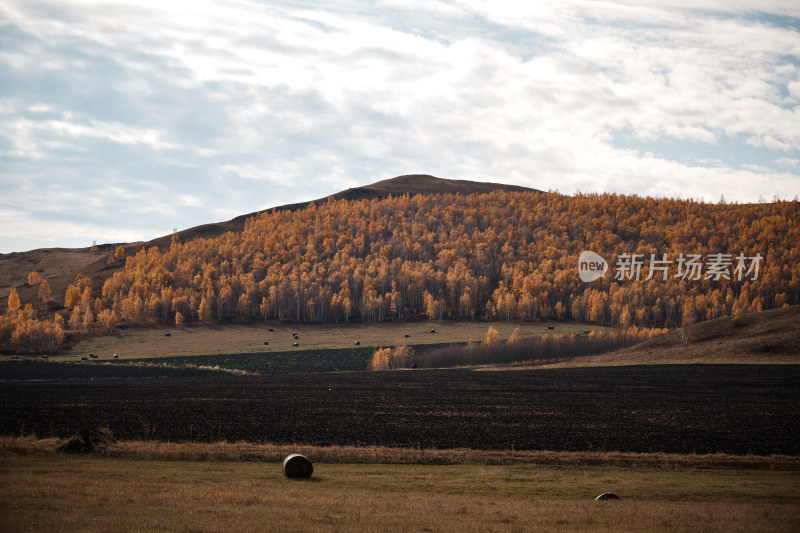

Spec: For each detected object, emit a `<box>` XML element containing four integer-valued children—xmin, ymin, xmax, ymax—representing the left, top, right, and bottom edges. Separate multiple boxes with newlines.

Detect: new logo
<box><xmin>578</xmin><ymin>251</ymin><xmax>608</xmax><ymax>282</ymax></box>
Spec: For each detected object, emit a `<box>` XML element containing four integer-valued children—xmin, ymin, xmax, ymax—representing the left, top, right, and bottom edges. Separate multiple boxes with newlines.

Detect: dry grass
<box><xmin>478</xmin><ymin>306</ymin><xmax>800</xmax><ymax>370</ymax></box>
<box><xmin>3</xmin><ymin>436</ymin><xmax>799</xmax><ymax>470</ymax></box>
<box><xmin>54</xmin><ymin>321</ymin><xmax>612</xmax><ymax>361</ymax></box>
<box><xmin>0</xmin><ymin>451</ymin><xmax>798</xmax><ymax>532</ymax></box>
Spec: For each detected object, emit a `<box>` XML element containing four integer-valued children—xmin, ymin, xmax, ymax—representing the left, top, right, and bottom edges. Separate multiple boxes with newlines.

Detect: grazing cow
<box><xmin>11</xmin><ymin>355</ymin><xmax>17</xmax><ymax>359</ymax></box>
<box><xmin>293</xmin><ymin>342</ymin><xmax>299</xmax><ymax>347</ymax></box>
<box><xmin>113</xmin><ymin>354</ymin><xmax>118</xmax><ymax>359</ymax></box>
<box><xmin>165</xmin><ymin>332</ymin><xmax>171</xmax><ymax>337</ymax></box>
<box><xmin>293</xmin><ymin>333</ymin><xmax>299</xmax><ymax>339</ymax></box>
<box><xmin>264</xmin><ymin>341</ymin><xmax>269</xmax><ymax>345</ymax></box>
<box><xmin>430</xmin><ymin>329</ymin><xmax>436</xmax><ymax>333</ymax></box>
<box><xmin>269</xmin><ymin>328</ymin><xmax>274</xmax><ymax>332</ymax></box>
<box><xmin>42</xmin><ymin>354</ymin><xmax>48</xmax><ymax>359</ymax></box>
<box><xmin>404</xmin><ymin>334</ymin><xmax>410</xmax><ymax>338</ymax></box>
<box><xmin>584</xmin><ymin>330</ymin><xmax>591</xmax><ymax>334</ymax></box>
<box><xmin>81</xmin><ymin>357</ymin><xmax>88</xmax><ymax>361</ymax></box>
<box><xmin>354</xmin><ymin>341</ymin><xmax>360</xmax><ymax>345</ymax></box>
<box><xmin>547</xmin><ymin>326</ymin><xmax>554</xmax><ymax>330</ymax></box>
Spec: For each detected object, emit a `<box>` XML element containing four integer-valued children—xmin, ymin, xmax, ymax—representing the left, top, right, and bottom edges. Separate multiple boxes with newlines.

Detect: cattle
<box><xmin>404</xmin><ymin>334</ymin><xmax>410</xmax><ymax>338</ymax></box>
<box><xmin>354</xmin><ymin>341</ymin><xmax>360</xmax><ymax>345</ymax></box>
<box><xmin>264</xmin><ymin>341</ymin><xmax>269</xmax><ymax>345</ymax></box>
<box><xmin>165</xmin><ymin>332</ymin><xmax>171</xmax><ymax>337</ymax></box>
<box><xmin>547</xmin><ymin>326</ymin><xmax>554</xmax><ymax>330</ymax></box>
<box><xmin>113</xmin><ymin>354</ymin><xmax>119</xmax><ymax>359</ymax></box>
<box><xmin>293</xmin><ymin>342</ymin><xmax>299</xmax><ymax>347</ymax></box>
<box><xmin>430</xmin><ymin>329</ymin><xmax>436</xmax><ymax>333</ymax></box>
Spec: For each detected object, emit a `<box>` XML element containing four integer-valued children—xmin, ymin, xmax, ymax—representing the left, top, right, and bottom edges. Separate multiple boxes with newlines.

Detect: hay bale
<box><xmin>595</xmin><ymin>492</ymin><xmax>620</xmax><ymax>501</ymax></box>
<box><xmin>283</xmin><ymin>454</ymin><xmax>313</xmax><ymax>478</ymax></box>
<box><xmin>58</xmin><ymin>427</ymin><xmax>116</xmax><ymax>454</ymax></box>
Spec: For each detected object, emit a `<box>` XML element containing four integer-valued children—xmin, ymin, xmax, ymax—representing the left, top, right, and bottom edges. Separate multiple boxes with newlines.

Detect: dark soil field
<box><xmin>0</xmin><ymin>363</ymin><xmax>797</xmax><ymax>455</ymax></box>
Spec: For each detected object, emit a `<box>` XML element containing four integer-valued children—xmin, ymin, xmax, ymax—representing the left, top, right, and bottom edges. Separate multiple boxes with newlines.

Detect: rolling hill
<box><xmin>539</xmin><ymin>304</ymin><xmax>800</xmax><ymax>367</ymax></box>
<box><xmin>0</xmin><ymin>175</ymin><xmax>535</xmax><ymax>309</ymax></box>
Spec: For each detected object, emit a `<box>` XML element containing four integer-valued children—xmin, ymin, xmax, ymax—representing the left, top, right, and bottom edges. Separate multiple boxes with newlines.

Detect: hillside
<box><xmin>1</xmin><ymin>175</ymin><xmax>798</xmax><ymax>354</ymax></box>
<box><xmin>543</xmin><ymin>304</ymin><xmax>800</xmax><ymax>367</ymax></box>
<box><xmin>0</xmin><ymin>175</ymin><xmax>533</xmax><ymax>308</ymax></box>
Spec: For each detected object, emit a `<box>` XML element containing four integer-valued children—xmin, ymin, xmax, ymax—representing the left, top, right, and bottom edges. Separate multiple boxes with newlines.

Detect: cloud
<box><xmin>0</xmin><ymin>0</ymin><xmax>798</xmax><ymax>252</ymax></box>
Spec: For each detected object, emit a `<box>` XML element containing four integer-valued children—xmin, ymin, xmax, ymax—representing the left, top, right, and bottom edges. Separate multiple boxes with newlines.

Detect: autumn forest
<box><xmin>2</xmin><ymin>190</ymin><xmax>799</xmax><ymax>353</ymax></box>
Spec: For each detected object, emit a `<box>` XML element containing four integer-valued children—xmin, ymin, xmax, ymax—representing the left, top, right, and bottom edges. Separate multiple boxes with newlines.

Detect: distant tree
<box><xmin>508</xmin><ymin>326</ymin><xmax>521</xmax><ymax>344</ymax></box>
<box><xmin>37</xmin><ymin>279</ymin><xmax>51</xmax><ymax>313</ymax></box>
<box><xmin>484</xmin><ymin>326</ymin><xmax>499</xmax><ymax>345</ymax></box>
<box><xmin>198</xmin><ymin>296</ymin><xmax>213</xmax><ymax>323</ymax></box>
<box><xmin>6</xmin><ymin>289</ymin><xmax>21</xmax><ymax>315</ymax></box>
<box><xmin>27</xmin><ymin>271</ymin><xmax>42</xmax><ymax>286</ymax></box>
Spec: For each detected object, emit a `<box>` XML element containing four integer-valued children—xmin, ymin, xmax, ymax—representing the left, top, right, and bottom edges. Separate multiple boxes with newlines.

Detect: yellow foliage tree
<box><xmin>484</xmin><ymin>326</ymin><xmax>500</xmax><ymax>345</ymax></box>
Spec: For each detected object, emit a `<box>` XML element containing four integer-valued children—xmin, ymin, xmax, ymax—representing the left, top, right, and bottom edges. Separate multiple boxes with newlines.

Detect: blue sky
<box><xmin>1</xmin><ymin>0</ymin><xmax>799</xmax><ymax>253</ymax></box>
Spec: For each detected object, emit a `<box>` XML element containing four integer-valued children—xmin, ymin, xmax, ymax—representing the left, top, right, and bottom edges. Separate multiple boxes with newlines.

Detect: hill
<box><xmin>540</xmin><ymin>304</ymin><xmax>800</xmax><ymax>367</ymax></box>
<box><xmin>0</xmin><ymin>175</ymin><xmax>533</xmax><ymax>308</ymax></box>
<box><xmin>1</xmin><ymin>176</ymin><xmax>798</xmax><ymax>354</ymax></box>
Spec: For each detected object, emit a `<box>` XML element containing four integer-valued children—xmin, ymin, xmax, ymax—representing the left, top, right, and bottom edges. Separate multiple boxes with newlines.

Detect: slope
<box><xmin>1</xmin><ymin>175</ymin><xmax>533</xmax><ymax>308</ymax></box>
<box><xmin>543</xmin><ymin>304</ymin><xmax>800</xmax><ymax>367</ymax></box>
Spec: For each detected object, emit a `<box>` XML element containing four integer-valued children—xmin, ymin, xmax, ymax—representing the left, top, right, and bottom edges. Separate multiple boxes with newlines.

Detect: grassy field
<box><xmin>57</xmin><ymin>321</ymin><xmax>610</xmax><ymax>361</ymax></box>
<box><xmin>1</xmin><ymin>451</ymin><xmax>797</xmax><ymax>532</ymax></box>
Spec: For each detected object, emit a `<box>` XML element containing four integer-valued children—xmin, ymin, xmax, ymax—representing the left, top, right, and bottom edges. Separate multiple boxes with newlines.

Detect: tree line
<box><xmin>2</xmin><ymin>189</ymin><xmax>798</xmax><ymax>352</ymax></box>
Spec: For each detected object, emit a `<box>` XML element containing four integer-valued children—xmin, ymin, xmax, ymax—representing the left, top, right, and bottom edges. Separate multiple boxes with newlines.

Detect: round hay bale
<box><xmin>595</xmin><ymin>492</ymin><xmax>620</xmax><ymax>501</ymax></box>
<box><xmin>283</xmin><ymin>454</ymin><xmax>313</xmax><ymax>479</ymax></box>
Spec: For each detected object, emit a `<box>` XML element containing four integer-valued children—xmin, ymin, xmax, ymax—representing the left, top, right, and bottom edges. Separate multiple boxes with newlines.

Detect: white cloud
<box><xmin>0</xmin><ymin>0</ymin><xmax>798</xmax><ymax>252</ymax></box>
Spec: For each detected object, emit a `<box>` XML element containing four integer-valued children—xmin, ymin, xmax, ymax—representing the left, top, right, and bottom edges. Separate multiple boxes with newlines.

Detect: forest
<box><xmin>2</xmin><ymin>190</ymin><xmax>799</xmax><ymax>353</ymax></box>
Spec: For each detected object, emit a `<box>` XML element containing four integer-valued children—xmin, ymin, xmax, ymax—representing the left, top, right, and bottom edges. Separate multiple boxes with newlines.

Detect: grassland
<box><xmin>1</xmin><ymin>449</ymin><xmax>797</xmax><ymax>532</ymax></box>
<box><xmin>56</xmin><ymin>320</ymin><xmax>610</xmax><ymax>361</ymax></box>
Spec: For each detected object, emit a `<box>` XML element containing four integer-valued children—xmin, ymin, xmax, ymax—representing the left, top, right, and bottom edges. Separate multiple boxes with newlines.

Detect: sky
<box><xmin>1</xmin><ymin>0</ymin><xmax>799</xmax><ymax>253</ymax></box>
